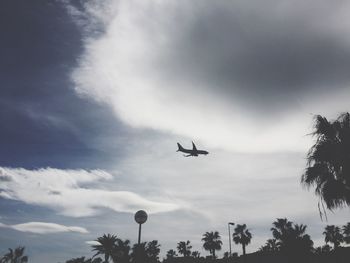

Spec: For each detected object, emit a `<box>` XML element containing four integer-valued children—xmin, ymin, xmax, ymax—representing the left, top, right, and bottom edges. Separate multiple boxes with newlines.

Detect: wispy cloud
<box><xmin>85</xmin><ymin>240</ymin><xmax>100</xmax><ymax>246</ymax></box>
<box><xmin>0</xmin><ymin>167</ymin><xmax>180</xmax><ymax>217</ymax></box>
<box><xmin>0</xmin><ymin>222</ymin><xmax>88</xmax><ymax>234</ymax></box>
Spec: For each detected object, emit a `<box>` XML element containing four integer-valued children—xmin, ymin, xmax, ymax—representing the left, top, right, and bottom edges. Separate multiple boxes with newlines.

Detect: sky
<box><xmin>0</xmin><ymin>0</ymin><xmax>350</xmax><ymax>262</ymax></box>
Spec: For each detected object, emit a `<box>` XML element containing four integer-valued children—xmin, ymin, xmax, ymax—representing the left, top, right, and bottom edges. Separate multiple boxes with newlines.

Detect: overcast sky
<box><xmin>1</xmin><ymin>1</ymin><xmax>350</xmax><ymax>262</ymax></box>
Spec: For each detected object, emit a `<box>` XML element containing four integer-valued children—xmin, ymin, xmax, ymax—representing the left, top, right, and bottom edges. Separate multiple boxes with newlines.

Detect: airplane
<box><xmin>176</xmin><ymin>141</ymin><xmax>209</xmax><ymax>157</ymax></box>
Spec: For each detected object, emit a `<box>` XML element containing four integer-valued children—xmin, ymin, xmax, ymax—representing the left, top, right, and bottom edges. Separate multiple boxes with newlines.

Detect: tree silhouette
<box><xmin>313</xmin><ymin>244</ymin><xmax>331</xmax><ymax>255</ymax></box>
<box><xmin>145</xmin><ymin>240</ymin><xmax>161</xmax><ymax>263</ymax></box>
<box><xmin>164</xmin><ymin>249</ymin><xmax>177</xmax><ymax>261</ymax></box>
<box><xmin>323</xmin><ymin>225</ymin><xmax>344</xmax><ymax>249</ymax></box>
<box><xmin>201</xmin><ymin>231</ymin><xmax>222</xmax><ymax>258</ymax></box>
<box><xmin>91</xmin><ymin>234</ymin><xmax>119</xmax><ymax>263</ymax></box>
<box><xmin>271</xmin><ymin>218</ymin><xmax>313</xmax><ymax>256</ymax></box>
<box><xmin>176</xmin><ymin>241</ymin><xmax>192</xmax><ymax>257</ymax></box>
<box><xmin>343</xmin><ymin>222</ymin><xmax>350</xmax><ymax>244</ymax></box>
<box><xmin>301</xmin><ymin>113</ymin><xmax>350</xmax><ymax>211</ymax></box>
<box><xmin>0</xmin><ymin>246</ymin><xmax>28</xmax><ymax>263</ymax></box>
<box><xmin>130</xmin><ymin>242</ymin><xmax>147</xmax><ymax>263</ymax></box>
<box><xmin>271</xmin><ymin>218</ymin><xmax>293</xmax><ymax>244</ymax></box>
<box><xmin>112</xmin><ymin>239</ymin><xmax>131</xmax><ymax>263</ymax></box>
<box><xmin>191</xmin><ymin>251</ymin><xmax>200</xmax><ymax>258</ymax></box>
<box><xmin>259</xmin><ymin>239</ymin><xmax>279</xmax><ymax>253</ymax></box>
<box><xmin>66</xmin><ymin>257</ymin><xmax>102</xmax><ymax>263</ymax></box>
<box><xmin>130</xmin><ymin>240</ymin><xmax>160</xmax><ymax>263</ymax></box>
<box><xmin>232</xmin><ymin>224</ymin><xmax>252</xmax><ymax>256</ymax></box>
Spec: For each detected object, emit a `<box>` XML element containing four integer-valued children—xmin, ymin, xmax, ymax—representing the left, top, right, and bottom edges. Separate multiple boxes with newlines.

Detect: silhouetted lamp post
<box><xmin>228</xmin><ymin>222</ymin><xmax>235</xmax><ymax>257</ymax></box>
<box><xmin>135</xmin><ymin>210</ymin><xmax>148</xmax><ymax>245</ymax></box>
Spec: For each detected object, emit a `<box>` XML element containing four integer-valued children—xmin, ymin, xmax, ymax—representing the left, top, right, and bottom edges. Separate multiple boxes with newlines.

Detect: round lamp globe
<box><xmin>134</xmin><ymin>210</ymin><xmax>148</xmax><ymax>224</ymax></box>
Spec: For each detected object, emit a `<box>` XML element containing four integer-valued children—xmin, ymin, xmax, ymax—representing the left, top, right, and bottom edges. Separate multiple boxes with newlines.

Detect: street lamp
<box><xmin>228</xmin><ymin>222</ymin><xmax>235</xmax><ymax>257</ymax></box>
<box><xmin>134</xmin><ymin>210</ymin><xmax>148</xmax><ymax>245</ymax></box>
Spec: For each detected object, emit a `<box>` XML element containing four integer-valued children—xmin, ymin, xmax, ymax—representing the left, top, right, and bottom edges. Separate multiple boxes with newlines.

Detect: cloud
<box><xmin>0</xmin><ymin>167</ymin><xmax>180</xmax><ymax>217</ymax></box>
<box><xmin>85</xmin><ymin>240</ymin><xmax>100</xmax><ymax>246</ymax></box>
<box><xmin>69</xmin><ymin>0</ymin><xmax>350</xmax><ymax>153</ymax></box>
<box><xmin>0</xmin><ymin>221</ymin><xmax>88</xmax><ymax>234</ymax></box>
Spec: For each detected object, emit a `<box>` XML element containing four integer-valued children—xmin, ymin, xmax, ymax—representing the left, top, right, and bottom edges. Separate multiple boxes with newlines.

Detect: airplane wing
<box><xmin>192</xmin><ymin>141</ymin><xmax>197</xmax><ymax>151</ymax></box>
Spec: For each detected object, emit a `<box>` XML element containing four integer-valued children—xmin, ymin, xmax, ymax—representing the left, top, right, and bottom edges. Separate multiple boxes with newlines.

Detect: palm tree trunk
<box><xmin>213</xmin><ymin>249</ymin><xmax>216</xmax><ymax>258</ymax></box>
<box><xmin>242</xmin><ymin>244</ymin><xmax>246</xmax><ymax>256</ymax></box>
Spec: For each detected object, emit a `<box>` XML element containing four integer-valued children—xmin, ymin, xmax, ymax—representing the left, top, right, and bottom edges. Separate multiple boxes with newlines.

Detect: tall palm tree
<box><xmin>271</xmin><ymin>218</ymin><xmax>293</xmax><ymax>244</ymax></box>
<box><xmin>201</xmin><ymin>231</ymin><xmax>222</xmax><ymax>258</ymax></box>
<box><xmin>271</xmin><ymin>219</ymin><xmax>313</xmax><ymax>254</ymax></box>
<box><xmin>0</xmin><ymin>247</ymin><xmax>28</xmax><ymax>263</ymax></box>
<box><xmin>301</xmin><ymin>113</ymin><xmax>350</xmax><ymax>211</ymax></box>
<box><xmin>323</xmin><ymin>225</ymin><xmax>344</xmax><ymax>249</ymax></box>
<box><xmin>291</xmin><ymin>224</ymin><xmax>314</xmax><ymax>253</ymax></box>
<box><xmin>91</xmin><ymin>234</ymin><xmax>118</xmax><ymax>263</ymax></box>
<box><xmin>232</xmin><ymin>224</ymin><xmax>252</xmax><ymax>256</ymax></box>
<box><xmin>176</xmin><ymin>240</ymin><xmax>192</xmax><ymax>257</ymax></box>
<box><xmin>343</xmin><ymin>222</ymin><xmax>350</xmax><ymax>244</ymax></box>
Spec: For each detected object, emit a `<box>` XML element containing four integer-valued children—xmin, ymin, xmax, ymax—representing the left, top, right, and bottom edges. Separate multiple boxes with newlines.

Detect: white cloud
<box><xmin>0</xmin><ymin>167</ymin><xmax>180</xmax><ymax>217</ymax></box>
<box><xmin>71</xmin><ymin>0</ymin><xmax>350</xmax><ymax>153</ymax></box>
<box><xmin>0</xmin><ymin>222</ymin><xmax>88</xmax><ymax>234</ymax></box>
<box><xmin>85</xmin><ymin>240</ymin><xmax>100</xmax><ymax>246</ymax></box>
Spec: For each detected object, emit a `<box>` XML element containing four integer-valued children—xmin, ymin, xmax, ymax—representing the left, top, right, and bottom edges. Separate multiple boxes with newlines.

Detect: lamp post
<box><xmin>228</xmin><ymin>222</ymin><xmax>235</xmax><ymax>257</ymax></box>
<box><xmin>134</xmin><ymin>210</ymin><xmax>148</xmax><ymax>244</ymax></box>
<box><xmin>134</xmin><ymin>210</ymin><xmax>148</xmax><ymax>263</ymax></box>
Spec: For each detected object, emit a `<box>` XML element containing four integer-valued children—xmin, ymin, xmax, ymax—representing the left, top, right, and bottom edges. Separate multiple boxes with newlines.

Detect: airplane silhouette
<box><xmin>176</xmin><ymin>142</ymin><xmax>209</xmax><ymax>157</ymax></box>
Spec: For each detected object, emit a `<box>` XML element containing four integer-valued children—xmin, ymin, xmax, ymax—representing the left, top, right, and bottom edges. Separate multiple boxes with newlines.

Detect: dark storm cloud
<box><xmin>156</xmin><ymin>0</ymin><xmax>350</xmax><ymax>111</ymax></box>
<box><xmin>0</xmin><ymin>1</ymin><xmax>128</xmax><ymax>169</ymax></box>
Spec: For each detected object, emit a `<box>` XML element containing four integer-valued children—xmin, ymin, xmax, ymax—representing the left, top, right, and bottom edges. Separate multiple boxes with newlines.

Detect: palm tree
<box><xmin>91</xmin><ymin>234</ymin><xmax>118</xmax><ymax>263</ymax></box>
<box><xmin>232</xmin><ymin>224</ymin><xmax>252</xmax><ymax>256</ymax></box>
<box><xmin>259</xmin><ymin>239</ymin><xmax>279</xmax><ymax>252</ymax></box>
<box><xmin>201</xmin><ymin>231</ymin><xmax>222</xmax><ymax>258</ymax></box>
<box><xmin>343</xmin><ymin>222</ymin><xmax>350</xmax><ymax>244</ymax></box>
<box><xmin>176</xmin><ymin>240</ymin><xmax>192</xmax><ymax>257</ymax></box>
<box><xmin>291</xmin><ymin>224</ymin><xmax>314</xmax><ymax>254</ymax></box>
<box><xmin>301</xmin><ymin>113</ymin><xmax>350</xmax><ymax>211</ymax></box>
<box><xmin>323</xmin><ymin>225</ymin><xmax>344</xmax><ymax>249</ymax></box>
<box><xmin>271</xmin><ymin>218</ymin><xmax>293</xmax><ymax>244</ymax></box>
<box><xmin>1</xmin><ymin>247</ymin><xmax>28</xmax><ymax>263</ymax></box>
<box><xmin>271</xmin><ymin>219</ymin><xmax>313</xmax><ymax>255</ymax></box>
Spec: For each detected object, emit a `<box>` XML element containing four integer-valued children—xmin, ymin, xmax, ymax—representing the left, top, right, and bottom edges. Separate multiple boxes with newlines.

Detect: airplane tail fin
<box><xmin>177</xmin><ymin>143</ymin><xmax>184</xmax><ymax>152</ymax></box>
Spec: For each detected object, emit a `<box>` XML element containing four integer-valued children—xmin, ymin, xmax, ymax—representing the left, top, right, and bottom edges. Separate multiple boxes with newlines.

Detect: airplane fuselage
<box><xmin>177</xmin><ymin>142</ymin><xmax>209</xmax><ymax>157</ymax></box>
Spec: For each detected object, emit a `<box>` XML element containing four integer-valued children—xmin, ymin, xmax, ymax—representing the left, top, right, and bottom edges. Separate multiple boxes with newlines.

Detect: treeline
<box><xmin>1</xmin><ymin>219</ymin><xmax>349</xmax><ymax>263</ymax></box>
